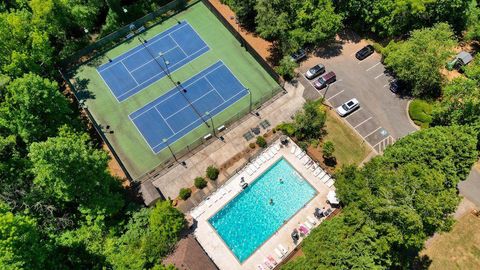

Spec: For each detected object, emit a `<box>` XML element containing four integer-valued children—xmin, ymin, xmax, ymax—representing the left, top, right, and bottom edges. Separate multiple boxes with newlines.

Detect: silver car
<box><xmin>336</xmin><ymin>98</ymin><xmax>359</xmax><ymax>116</ymax></box>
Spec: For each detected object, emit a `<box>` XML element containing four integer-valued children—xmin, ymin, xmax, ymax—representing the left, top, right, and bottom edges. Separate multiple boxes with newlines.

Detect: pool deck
<box><xmin>190</xmin><ymin>139</ymin><xmax>336</xmax><ymax>270</ymax></box>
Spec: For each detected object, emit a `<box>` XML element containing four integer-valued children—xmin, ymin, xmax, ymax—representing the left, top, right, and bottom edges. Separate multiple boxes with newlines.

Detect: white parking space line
<box><xmin>326</xmin><ymin>89</ymin><xmax>344</xmax><ymax>101</ymax></box>
<box><xmin>353</xmin><ymin>116</ymin><xmax>373</xmax><ymax>129</ymax></box>
<box><xmin>374</xmin><ymin>73</ymin><xmax>385</xmax><ymax>79</ymax></box>
<box><xmin>344</xmin><ymin>107</ymin><xmax>362</xmax><ymax>118</ymax></box>
<box><xmin>366</xmin><ymin>62</ymin><xmax>381</xmax><ymax>71</ymax></box>
<box><xmin>363</xmin><ymin>126</ymin><xmax>382</xmax><ymax>139</ymax></box>
<box><xmin>383</xmin><ymin>83</ymin><xmax>389</xmax><ymax>88</ymax></box>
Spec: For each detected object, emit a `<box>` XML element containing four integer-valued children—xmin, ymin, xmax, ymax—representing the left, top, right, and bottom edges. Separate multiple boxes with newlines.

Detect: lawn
<box><xmin>421</xmin><ymin>212</ymin><xmax>480</xmax><ymax>269</ymax></box>
<box><xmin>307</xmin><ymin>108</ymin><xmax>371</xmax><ymax>171</ymax></box>
<box><xmin>408</xmin><ymin>99</ymin><xmax>433</xmax><ymax>129</ymax></box>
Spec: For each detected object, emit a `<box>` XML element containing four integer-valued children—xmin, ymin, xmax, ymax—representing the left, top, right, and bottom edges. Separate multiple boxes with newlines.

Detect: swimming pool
<box><xmin>208</xmin><ymin>158</ymin><xmax>317</xmax><ymax>262</ymax></box>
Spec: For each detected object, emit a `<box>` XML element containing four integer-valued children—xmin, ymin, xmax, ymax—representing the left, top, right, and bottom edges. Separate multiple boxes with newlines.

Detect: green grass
<box><xmin>324</xmin><ymin>110</ymin><xmax>371</xmax><ymax>168</ymax></box>
<box><xmin>408</xmin><ymin>99</ymin><xmax>433</xmax><ymax>129</ymax></box>
<box><xmin>71</xmin><ymin>2</ymin><xmax>279</xmax><ymax>178</ymax></box>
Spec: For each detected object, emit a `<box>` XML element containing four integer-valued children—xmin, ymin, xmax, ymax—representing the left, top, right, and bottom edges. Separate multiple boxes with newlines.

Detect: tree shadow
<box><xmin>324</xmin><ymin>157</ymin><xmax>337</xmax><ymax>168</ymax></box>
<box><xmin>313</xmin><ymin>40</ymin><xmax>345</xmax><ymax>59</ymax></box>
<box><xmin>337</xmin><ymin>29</ymin><xmax>362</xmax><ymax>44</ymax></box>
<box><xmin>266</xmin><ymin>42</ymin><xmax>284</xmax><ymax>66</ymax></box>
<box><xmin>73</xmin><ymin>77</ymin><xmax>95</xmax><ymax>100</ymax></box>
<box><xmin>412</xmin><ymin>254</ymin><xmax>432</xmax><ymax>270</ymax></box>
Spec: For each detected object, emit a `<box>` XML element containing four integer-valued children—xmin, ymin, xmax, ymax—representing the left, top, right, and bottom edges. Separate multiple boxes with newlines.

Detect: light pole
<box><xmin>205</xmin><ymin>111</ymin><xmax>215</xmax><ymax>136</ymax></box>
<box><xmin>322</xmin><ymin>84</ymin><xmax>330</xmax><ymax>100</ymax></box>
<box><xmin>163</xmin><ymin>138</ymin><xmax>178</xmax><ymax>162</ymax></box>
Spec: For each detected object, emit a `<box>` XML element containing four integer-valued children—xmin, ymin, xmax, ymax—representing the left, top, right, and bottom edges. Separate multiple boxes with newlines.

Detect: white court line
<box><xmin>121</xmin><ymin>61</ymin><xmax>140</xmax><ymax>85</ymax></box>
<box><xmin>155</xmin><ymin>107</ymin><xmax>175</xmax><ymax>133</ymax></box>
<box><xmin>362</xmin><ymin>126</ymin><xmax>382</xmax><ymax>139</ymax></box>
<box><xmin>118</xmin><ymin>45</ymin><xmax>209</xmax><ymax>102</ymax></box>
<box><xmin>344</xmin><ymin>107</ymin><xmax>362</xmax><ymax>118</ymax></box>
<box><xmin>353</xmin><ymin>116</ymin><xmax>372</xmax><ymax>129</ymax></box>
<box><xmin>326</xmin><ymin>89</ymin><xmax>344</xmax><ymax>101</ymax></box>
<box><xmin>130</xmin><ymin>62</ymin><xmax>224</xmax><ymax>121</ymax></box>
<box><xmin>383</xmin><ymin>83</ymin><xmax>389</xmax><ymax>88</ymax></box>
<box><xmin>164</xmin><ymin>86</ymin><xmax>216</xmax><ymax>121</ymax></box>
<box><xmin>149</xmin><ymin>89</ymin><xmax>248</xmax><ymax>151</ymax></box>
<box><xmin>169</xmin><ymin>33</ymin><xmax>188</xmax><ymax>57</ymax></box>
<box><xmin>374</xmin><ymin>73</ymin><xmax>385</xmax><ymax>79</ymax></box>
<box><xmin>128</xmin><ymin>45</ymin><xmax>179</xmax><ymax>73</ymax></box>
<box><xmin>98</xmin><ymin>23</ymin><xmax>190</xmax><ymax>73</ymax></box>
<box><xmin>95</xmin><ymin>69</ymin><xmax>120</xmax><ymax>103</ymax></box>
<box><xmin>204</xmin><ymin>76</ymin><xmax>226</xmax><ymax>102</ymax></box>
<box><xmin>366</xmin><ymin>62</ymin><xmax>381</xmax><ymax>71</ymax></box>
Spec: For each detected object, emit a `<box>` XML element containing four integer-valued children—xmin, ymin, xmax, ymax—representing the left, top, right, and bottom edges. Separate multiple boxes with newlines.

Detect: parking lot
<box><xmin>298</xmin><ymin>36</ymin><xmax>417</xmax><ymax>153</ymax></box>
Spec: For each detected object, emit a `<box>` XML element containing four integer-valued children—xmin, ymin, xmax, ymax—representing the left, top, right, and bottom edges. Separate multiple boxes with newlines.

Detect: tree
<box><xmin>294</xmin><ymin>100</ymin><xmax>326</xmax><ymax>141</ymax></box>
<box><xmin>336</xmin><ymin>0</ymin><xmax>470</xmax><ymax>37</ymax></box>
<box><xmin>206</xmin><ymin>165</ymin><xmax>219</xmax><ymax>180</ymax></box>
<box><xmin>383</xmin><ymin>23</ymin><xmax>456</xmax><ymax>97</ymax></box>
<box><xmin>0</xmin><ymin>203</ymin><xmax>51</xmax><ymax>269</ymax></box>
<box><xmin>433</xmin><ymin>77</ymin><xmax>480</xmax><ymax>126</ymax></box>
<box><xmin>28</xmin><ymin>126</ymin><xmax>123</xmax><ymax>217</ymax></box>
<box><xmin>275</xmin><ymin>56</ymin><xmax>298</xmax><ymax>80</ymax></box>
<box><xmin>105</xmin><ymin>201</ymin><xmax>185</xmax><ymax>270</ymax></box>
<box><xmin>0</xmin><ymin>73</ymin><xmax>72</xmax><ymax>143</ymax></box>
<box><xmin>283</xmin><ymin>126</ymin><xmax>478</xmax><ymax>269</ymax></box>
<box><xmin>322</xmin><ymin>141</ymin><xmax>335</xmax><ymax>159</ymax></box>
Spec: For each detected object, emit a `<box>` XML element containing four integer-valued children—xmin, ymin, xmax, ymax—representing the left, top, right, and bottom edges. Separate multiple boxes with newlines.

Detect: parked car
<box><xmin>290</xmin><ymin>49</ymin><xmax>307</xmax><ymax>62</ymax></box>
<box><xmin>314</xmin><ymin>71</ymin><xmax>336</xmax><ymax>89</ymax></box>
<box><xmin>305</xmin><ymin>64</ymin><xmax>325</xmax><ymax>79</ymax></box>
<box><xmin>336</xmin><ymin>98</ymin><xmax>360</xmax><ymax>116</ymax></box>
<box><xmin>355</xmin><ymin>45</ymin><xmax>374</xmax><ymax>60</ymax></box>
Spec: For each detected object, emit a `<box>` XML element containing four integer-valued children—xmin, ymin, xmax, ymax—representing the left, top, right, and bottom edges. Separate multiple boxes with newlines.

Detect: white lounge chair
<box><xmin>318</xmin><ymin>171</ymin><xmax>326</xmax><ymax>179</ymax></box>
<box><xmin>294</xmin><ymin>148</ymin><xmax>302</xmax><ymax>157</ymax></box>
<box><xmin>246</xmin><ymin>167</ymin><xmax>254</xmax><ymax>176</ymax></box>
<box><xmin>278</xmin><ymin>244</ymin><xmax>289</xmax><ymax>255</ymax></box>
<box><xmin>305</xmin><ymin>162</ymin><xmax>313</xmax><ymax>169</ymax></box>
<box><xmin>269</xmin><ymin>148</ymin><xmax>277</xmax><ymax>156</ymax></box>
<box><xmin>253</xmin><ymin>161</ymin><xmax>260</xmax><ymax>169</ymax></box>
<box><xmin>313</xmin><ymin>168</ymin><xmax>322</xmax><ymax>176</ymax></box>
<box><xmin>274</xmin><ymin>144</ymin><xmax>281</xmax><ymax>151</ymax></box>
<box><xmin>263</xmin><ymin>259</ymin><xmax>274</xmax><ymax>269</ymax></box>
<box><xmin>302</xmin><ymin>156</ymin><xmax>310</xmax><ymax>165</ymax></box>
<box><xmin>310</xmin><ymin>163</ymin><xmax>317</xmax><ymax>171</ymax></box>
<box><xmin>326</xmin><ymin>179</ymin><xmax>335</xmax><ymax>188</ymax></box>
<box><xmin>290</xmin><ymin>145</ymin><xmax>296</xmax><ymax>154</ymax></box>
<box><xmin>321</xmin><ymin>174</ymin><xmax>331</xmax><ymax>183</ymax></box>
<box><xmin>257</xmin><ymin>264</ymin><xmax>266</xmax><ymax>270</ymax></box>
<box><xmin>274</xmin><ymin>248</ymin><xmax>284</xmax><ymax>259</ymax></box>
<box><xmin>307</xmin><ymin>215</ymin><xmax>317</xmax><ymax>225</ymax></box>
<box><xmin>259</xmin><ymin>155</ymin><xmax>267</xmax><ymax>163</ymax></box>
<box><xmin>297</xmin><ymin>151</ymin><xmax>306</xmax><ymax>159</ymax></box>
<box><xmin>305</xmin><ymin>221</ymin><xmax>314</xmax><ymax>230</ymax></box>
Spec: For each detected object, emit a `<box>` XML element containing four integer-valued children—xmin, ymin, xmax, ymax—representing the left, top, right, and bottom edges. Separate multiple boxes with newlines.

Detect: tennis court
<box><xmin>129</xmin><ymin>61</ymin><xmax>248</xmax><ymax>153</ymax></box>
<box><xmin>97</xmin><ymin>21</ymin><xmax>209</xmax><ymax>102</ymax></box>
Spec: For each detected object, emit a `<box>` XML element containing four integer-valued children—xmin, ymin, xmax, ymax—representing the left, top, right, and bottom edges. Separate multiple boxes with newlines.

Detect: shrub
<box><xmin>249</xmin><ymin>142</ymin><xmax>256</xmax><ymax>149</ymax></box>
<box><xmin>194</xmin><ymin>177</ymin><xmax>207</xmax><ymax>189</ymax></box>
<box><xmin>256</xmin><ymin>136</ymin><xmax>267</xmax><ymax>148</ymax></box>
<box><xmin>277</xmin><ymin>122</ymin><xmax>296</xmax><ymax>136</ymax></box>
<box><xmin>206</xmin><ymin>166</ymin><xmax>220</xmax><ymax>180</ymax></box>
<box><xmin>179</xmin><ymin>188</ymin><xmax>191</xmax><ymax>200</ymax></box>
<box><xmin>409</xmin><ymin>99</ymin><xmax>433</xmax><ymax>128</ymax></box>
<box><xmin>323</xmin><ymin>141</ymin><xmax>335</xmax><ymax>159</ymax></box>
<box><xmin>298</xmin><ymin>141</ymin><xmax>308</xmax><ymax>150</ymax></box>
<box><xmin>310</xmin><ymin>139</ymin><xmax>320</xmax><ymax>148</ymax></box>
<box><xmin>275</xmin><ymin>55</ymin><xmax>298</xmax><ymax>80</ymax></box>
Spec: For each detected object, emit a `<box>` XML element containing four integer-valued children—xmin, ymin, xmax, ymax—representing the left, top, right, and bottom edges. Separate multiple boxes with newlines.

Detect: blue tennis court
<box><xmin>129</xmin><ymin>61</ymin><xmax>248</xmax><ymax>154</ymax></box>
<box><xmin>97</xmin><ymin>21</ymin><xmax>209</xmax><ymax>102</ymax></box>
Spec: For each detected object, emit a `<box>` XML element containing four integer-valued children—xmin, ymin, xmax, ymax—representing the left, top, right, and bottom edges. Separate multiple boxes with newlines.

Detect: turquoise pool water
<box><xmin>209</xmin><ymin>158</ymin><xmax>317</xmax><ymax>263</ymax></box>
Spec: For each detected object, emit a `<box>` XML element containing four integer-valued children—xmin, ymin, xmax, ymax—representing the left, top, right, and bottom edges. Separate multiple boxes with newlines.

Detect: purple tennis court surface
<box><xmin>97</xmin><ymin>21</ymin><xmax>209</xmax><ymax>102</ymax></box>
<box><xmin>129</xmin><ymin>61</ymin><xmax>248</xmax><ymax>154</ymax></box>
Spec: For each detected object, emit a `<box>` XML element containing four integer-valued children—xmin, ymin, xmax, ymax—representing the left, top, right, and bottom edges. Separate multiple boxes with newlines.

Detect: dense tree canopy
<box><xmin>28</xmin><ymin>126</ymin><xmax>123</xmax><ymax>217</ymax></box>
<box><xmin>0</xmin><ymin>73</ymin><xmax>72</xmax><ymax>143</ymax></box>
<box><xmin>255</xmin><ymin>0</ymin><xmax>342</xmax><ymax>53</ymax></box>
<box><xmin>282</xmin><ymin>126</ymin><xmax>478</xmax><ymax>269</ymax></box>
<box><xmin>337</xmin><ymin>0</ymin><xmax>470</xmax><ymax>37</ymax></box>
<box><xmin>383</xmin><ymin>23</ymin><xmax>456</xmax><ymax>97</ymax></box>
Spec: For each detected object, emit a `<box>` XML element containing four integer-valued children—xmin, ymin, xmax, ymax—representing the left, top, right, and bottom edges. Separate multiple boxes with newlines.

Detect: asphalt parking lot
<box><xmin>298</xmin><ymin>36</ymin><xmax>417</xmax><ymax>153</ymax></box>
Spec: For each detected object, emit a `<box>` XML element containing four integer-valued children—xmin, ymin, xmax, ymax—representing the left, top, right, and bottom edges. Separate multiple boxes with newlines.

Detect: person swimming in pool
<box><xmin>279</xmin><ymin>178</ymin><xmax>284</xmax><ymax>184</ymax></box>
<box><xmin>269</xmin><ymin>198</ymin><xmax>274</xmax><ymax>205</ymax></box>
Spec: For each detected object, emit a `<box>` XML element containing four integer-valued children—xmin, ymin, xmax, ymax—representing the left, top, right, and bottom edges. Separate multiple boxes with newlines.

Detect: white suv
<box><xmin>336</xmin><ymin>98</ymin><xmax>359</xmax><ymax>116</ymax></box>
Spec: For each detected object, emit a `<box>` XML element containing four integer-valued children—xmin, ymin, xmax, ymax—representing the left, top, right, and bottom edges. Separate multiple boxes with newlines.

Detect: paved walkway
<box><xmin>459</xmin><ymin>164</ymin><xmax>480</xmax><ymax>208</ymax></box>
<box><xmin>152</xmin><ymin>82</ymin><xmax>306</xmax><ymax>200</ymax></box>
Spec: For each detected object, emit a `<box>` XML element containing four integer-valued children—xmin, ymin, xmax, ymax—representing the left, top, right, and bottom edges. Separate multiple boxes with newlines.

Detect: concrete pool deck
<box><xmin>190</xmin><ymin>139</ymin><xmax>336</xmax><ymax>270</ymax></box>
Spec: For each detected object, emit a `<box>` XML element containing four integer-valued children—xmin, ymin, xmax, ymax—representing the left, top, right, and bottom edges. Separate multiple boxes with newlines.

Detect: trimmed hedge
<box><xmin>409</xmin><ymin>99</ymin><xmax>433</xmax><ymax>129</ymax></box>
<box><xmin>256</xmin><ymin>136</ymin><xmax>267</xmax><ymax>148</ymax></box>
